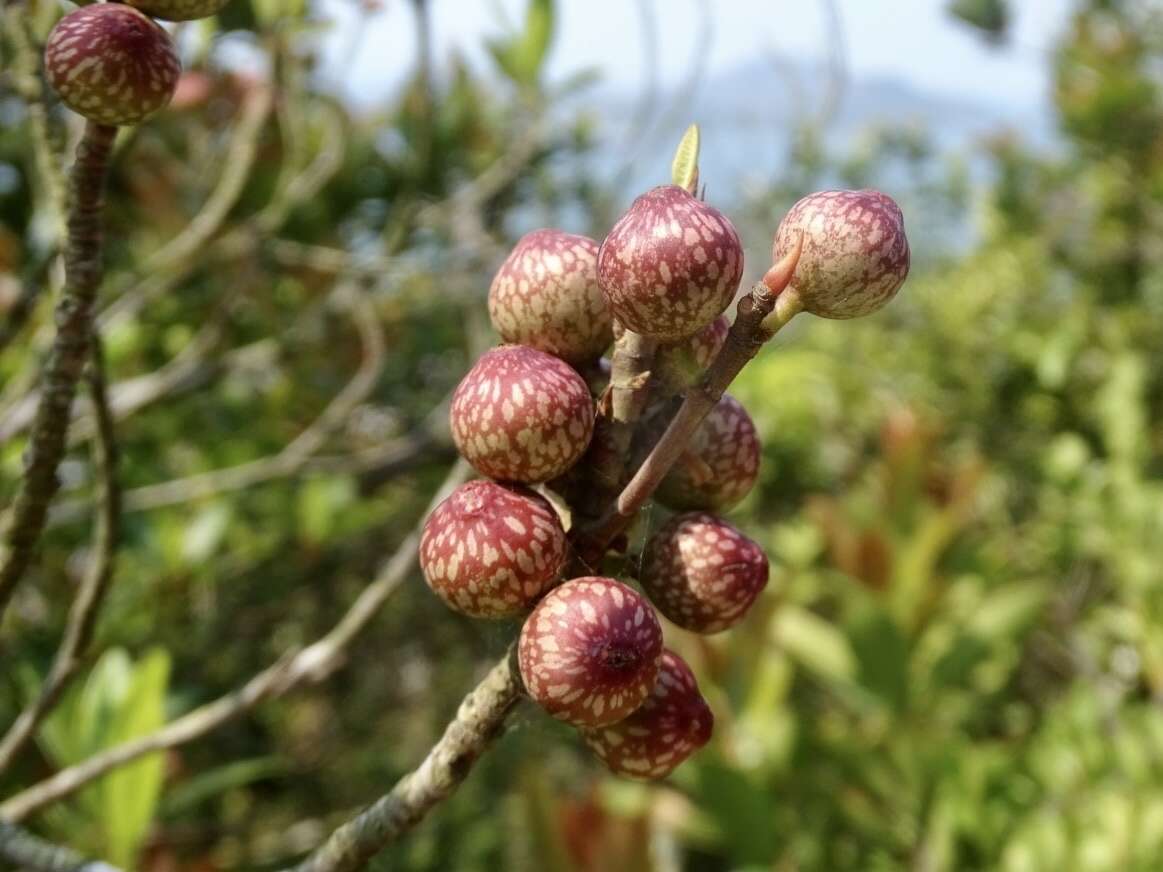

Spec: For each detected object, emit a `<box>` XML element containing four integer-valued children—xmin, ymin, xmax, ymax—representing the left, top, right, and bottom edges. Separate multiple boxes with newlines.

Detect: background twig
<box><xmin>0</xmin><ymin>122</ymin><xmax>118</xmax><ymax>625</ymax></box>
<box><xmin>0</xmin><ymin>337</ymin><xmax>121</xmax><ymax>775</ymax></box>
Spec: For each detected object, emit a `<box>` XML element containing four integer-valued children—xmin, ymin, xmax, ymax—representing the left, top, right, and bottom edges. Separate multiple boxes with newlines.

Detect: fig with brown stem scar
<box><xmin>44</xmin><ymin>4</ymin><xmax>181</xmax><ymax>127</ymax></box>
<box><xmin>518</xmin><ymin>577</ymin><xmax>663</xmax><ymax>728</ymax></box>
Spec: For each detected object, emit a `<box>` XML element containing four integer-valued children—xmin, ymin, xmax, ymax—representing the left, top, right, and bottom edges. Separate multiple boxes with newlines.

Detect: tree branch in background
<box><xmin>0</xmin><ymin>461</ymin><xmax>473</xmax><ymax>823</ymax></box>
<box><xmin>0</xmin><ymin>821</ymin><xmax>121</xmax><ymax>872</ymax></box>
<box><xmin>138</xmin><ymin>83</ymin><xmax>274</xmax><ymax>278</ymax></box>
<box><xmin>43</xmin><ymin>280</ymin><xmax>383</xmax><ymax>524</ymax></box>
<box><xmin>0</xmin><ymin>338</ymin><xmax>121</xmax><ymax>775</ymax></box>
<box><xmin>0</xmin><ymin>122</ymin><xmax>118</xmax><ymax>626</ymax></box>
<box><xmin>291</xmin><ymin>648</ymin><xmax>522</xmax><ymax>872</ymax></box>
<box><xmin>2</xmin><ymin>7</ymin><xmax>67</xmax><ymax>235</ymax></box>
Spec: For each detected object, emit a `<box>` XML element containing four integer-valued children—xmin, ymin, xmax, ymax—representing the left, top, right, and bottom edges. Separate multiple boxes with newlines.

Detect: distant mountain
<box><xmin>567</xmin><ymin>57</ymin><xmax>1058</xmax><ymax>201</ymax></box>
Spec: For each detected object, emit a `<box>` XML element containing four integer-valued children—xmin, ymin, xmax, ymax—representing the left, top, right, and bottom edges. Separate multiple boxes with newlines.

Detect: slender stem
<box><xmin>290</xmin><ymin>648</ymin><xmax>523</xmax><ymax>872</ymax></box>
<box><xmin>0</xmin><ymin>122</ymin><xmax>117</xmax><ymax>624</ymax></box>
<box><xmin>0</xmin><ymin>338</ymin><xmax>121</xmax><ymax>775</ymax></box>
<box><xmin>572</xmin><ymin>241</ymin><xmax>804</xmax><ymax>566</ymax></box>
<box><xmin>576</xmin><ymin>329</ymin><xmax>657</xmax><ymax>523</ymax></box>
<box><xmin>0</xmin><ymin>821</ymin><xmax>120</xmax><ymax>872</ymax></box>
<box><xmin>0</xmin><ymin>461</ymin><xmax>472</xmax><ymax>824</ymax></box>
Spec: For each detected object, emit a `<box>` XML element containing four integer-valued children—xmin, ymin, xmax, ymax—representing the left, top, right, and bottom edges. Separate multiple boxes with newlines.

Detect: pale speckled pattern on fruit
<box><xmin>772</xmin><ymin>189</ymin><xmax>910</xmax><ymax>319</ymax></box>
<box><xmin>419</xmin><ymin>480</ymin><xmax>567</xmax><ymax>619</ymax></box>
<box><xmin>598</xmin><ymin>185</ymin><xmax>744</xmax><ymax>341</ymax></box>
<box><xmin>518</xmin><ymin>577</ymin><xmax>663</xmax><ymax>728</ymax></box>
<box><xmin>580</xmin><ymin>649</ymin><xmax>713</xmax><ymax>779</ymax></box>
<box><xmin>640</xmin><ymin>512</ymin><xmax>769</xmax><ymax>634</ymax></box>
<box><xmin>450</xmin><ymin>345</ymin><xmax>595</xmax><ymax>484</ymax></box>
<box><xmin>44</xmin><ymin>5</ymin><xmax>180</xmax><ymax>127</ymax></box>
<box><xmin>126</xmin><ymin>0</ymin><xmax>231</xmax><ymax>21</ymax></box>
<box><xmin>656</xmin><ymin>394</ymin><xmax>759</xmax><ymax>511</ymax></box>
<box><xmin>489</xmin><ymin>229</ymin><xmax>612</xmax><ymax>363</ymax></box>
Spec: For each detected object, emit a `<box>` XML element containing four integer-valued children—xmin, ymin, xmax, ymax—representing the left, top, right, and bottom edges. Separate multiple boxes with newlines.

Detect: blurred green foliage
<box><xmin>3</xmin><ymin>0</ymin><xmax>1163</xmax><ymax>870</ymax></box>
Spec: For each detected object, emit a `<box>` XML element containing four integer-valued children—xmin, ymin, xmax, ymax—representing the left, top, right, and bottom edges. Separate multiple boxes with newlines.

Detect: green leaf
<box><xmin>101</xmin><ymin>648</ymin><xmax>170</xmax><ymax>869</ymax></box>
<box><xmin>486</xmin><ymin>0</ymin><xmax>555</xmax><ymax>88</ymax></box>
<box><xmin>671</xmin><ymin>123</ymin><xmax>701</xmax><ymax>192</ymax></box>
<box><xmin>849</xmin><ymin>604</ymin><xmax>911</xmax><ymax>711</ymax></box>
<box><xmin>691</xmin><ymin>758</ymin><xmax>780</xmax><ymax>864</ymax></box>
<box><xmin>162</xmin><ymin>756</ymin><xmax>288</xmax><ymax>818</ymax></box>
<box><xmin>772</xmin><ymin>605</ymin><xmax>857</xmax><ymax>683</ymax></box>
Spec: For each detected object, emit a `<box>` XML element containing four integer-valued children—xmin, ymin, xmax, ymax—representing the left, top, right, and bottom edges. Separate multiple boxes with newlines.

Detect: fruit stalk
<box><xmin>573</xmin><ymin>237</ymin><xmax>803</xmax><ymax>565</ymax></box>
<box><xmin>579</xmin><ymin>328</ymin><xmax>658</xmax><ymax>520</ymax></box>
<box><xmin>292</xmin><ymin>647</ymin><xmax>523</xmax><ymax>872</ymax></box>
<box><xmin>0</xmin><ymin>122</ymin><xmax>117</xmax><ymax>622</ymax></box>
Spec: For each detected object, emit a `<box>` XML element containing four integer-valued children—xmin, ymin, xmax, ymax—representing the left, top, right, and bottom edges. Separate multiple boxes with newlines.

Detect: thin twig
<box><xmin>49</xmin><ymin>281</ymin><xmax>384</xmax><ymax>522</ymax></box>
<box><xmin>0</xmin><ymin>821</ymin><xmax>121</xmax><ymax>872</ymax></box>
<box><xmin>573</xmin><ymin>328</ymin><xmax>657</xmax><ymax>524</ymax></box>
<box><xmin>139</xmin><ymin>84</ymin><xmax>275</xmax><ymax>278</ymax></box>
<box><xmin>2</xmin><ymin>7</ymin><xmax>67</xmax><ymax>235</ymax></box>
<box><xmin>0</xmin><ymin>122</ymin><xmax>117</xmax><ymax>626</ymax></box>
<box><xmin>0</xmin><ymin>460</ymin><xmax>472</xmax><ymax>823</ymax></box>
<box><xmin>289</xmin><ymin>647</ymin><xmax>522</xmax><ymax>872</ymax></box>
<box><xmin>572</xmin><ymin>244</ymin><xmax>803</xmax><ymax>567</ymax></box>
<box><xmin>0</xmin><ymin>337</ymin><xmax>121</xmax><ymax>775</ymax></box>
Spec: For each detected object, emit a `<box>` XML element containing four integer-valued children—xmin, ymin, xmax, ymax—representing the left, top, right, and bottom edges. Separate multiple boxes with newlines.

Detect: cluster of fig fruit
<box><xmin>43</xmin><ymin>1</ymin><xmax>232</xmax><ymax>127</ymax></box>
<box><xmin>421</xmin><ymin>178</ymin><xmax>910</xmax><ymax>779</ymax></box>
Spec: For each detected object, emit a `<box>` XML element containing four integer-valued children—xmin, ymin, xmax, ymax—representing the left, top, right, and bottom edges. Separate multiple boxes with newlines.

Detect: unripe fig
<box><xmin>450</xmin><ymin>345</ymin><xmax>595</xmax><ymax>484</ymax></box>
<box><xmin>419</xmin><ymin>480</ymin><xmax>567</xmax><ymax>619</ymax></box>
<box><xmin>489</xmin><ymin>230</ymin><xmax>612</xmax><ymax>364</ymax></box>
<box><xmin>772</xmin><ymin>189</ymin><xmax>910</xmax><ymax>319</ymax></box>
<box><xmin>124</xmin><ymin>0</ymin><xmax>231</xmax><ymax>20</ymax></box>
<box><xmin>44</xmin><ymin>5</ymin><xmax>181</xmax><ymax>127</ymax></box>
<box><xmin>656</xmin><ymin>394</ymin><xmax>759</xmax><ymax>512</ymax></box>
<box><xmin>519</xmin><ymin>577</ymin><xmax>663</xmax><ymax>727</ymax></box>
<box><xmin>580</xmin><ymin>650</ymin><xmax>713</xmax><ymax>779</ymax></box>
<box><xmin>640</xmin><ymin>513</ymin><xmax>769</xmax><ymax>633</ymax></box>
<box><xmin>598</xmin><ymin>185</ymin><xmax>744</xmax><ymax>341</ymax></box>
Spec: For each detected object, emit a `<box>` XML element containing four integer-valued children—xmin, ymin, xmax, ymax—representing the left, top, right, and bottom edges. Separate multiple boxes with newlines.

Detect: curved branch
<box><xmin>49</xmin><ymin>281</ymin><xmax>384</xmax><ymax>522</ymax></box>
<box><xmin>0</xmin><ymin>821</ymin><xmax>121</xmax><ymax>872</ymax></box>
<box><xmin>0</xmin><ymin>337</ymin><xmax>121</xmax><ymax>775</ymax></box>
<box><xmin>0</xmin><ymin>122</ymin><xmax>117</xmax><ymax>625</ymax></box>
<box><xmin>290</xmin><ymin>647</ymin><xmax>522</xmax><ymax>872</ymax></box>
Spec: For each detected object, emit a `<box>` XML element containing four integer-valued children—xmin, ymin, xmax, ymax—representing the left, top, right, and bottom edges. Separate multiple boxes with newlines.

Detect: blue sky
<box><xmin>319</xmin><ymin>0</ymin><xmax>1074</xmax><ymax>112</ymax></box>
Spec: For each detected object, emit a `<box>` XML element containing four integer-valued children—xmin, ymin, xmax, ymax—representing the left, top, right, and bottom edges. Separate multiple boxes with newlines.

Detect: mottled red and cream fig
<box><xmin>598</xmin><ymin>185</ymin><xmax>744</xmax><ymax>341</ymax></box>
<box><xmin>419</xmin><ymin>480</ymin><xmax>567</xmax><ymax>619</ymax></box>
<box><xmin>656</xmin><ymin>394</ymin><xmax>759</xmax><ymax>512</ymax></box>
<box><xmin>124</xmin><ymin>0</ymin><xmax>232</xmax><ymax>20</ymax></box>
<box><xmin>44</xmin><ymin>5</ymin><xmax>181</xmax><ymax>127</ymax></box>
<box><xmin>489</xmin><ymin>230</ymin><xmax>612</xmax><ymax>364</ymax></box>
<box><xmin>640</xmin><ymin>513</ymin><xmax>769</xmax><ymax>633</ymax></box>
<box><xmin>580</xmin><ymin>649</ymin><xmax>713</xmax><ymax>779</ymax></box>
<box><xmin>450</xmin><ymin>345</ymin><xmax>595</xmax><ymax>484</ymax></box>
<box><xmin>772</xmin><ymin>189</ymin><xmax>910</xmax><ymax>319</ymax></box>
<box><xmin>519</xmin><ymin>577</ymin><xmax>663</xmax><ymax>727</ymax></box>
